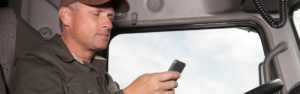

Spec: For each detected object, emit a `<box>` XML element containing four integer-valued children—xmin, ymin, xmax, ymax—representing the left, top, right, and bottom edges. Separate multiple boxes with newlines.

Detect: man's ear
<box><xmin>59</xmin><ymin>7</ymin><xmax>72</xmax><ymax>27</ymax></box>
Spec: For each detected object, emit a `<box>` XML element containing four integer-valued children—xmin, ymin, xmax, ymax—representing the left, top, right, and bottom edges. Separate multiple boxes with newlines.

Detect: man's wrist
<box><xmin>122</xmin><ymin>87</ymin><xmax>130</xmax><ymax>94</ymax></box>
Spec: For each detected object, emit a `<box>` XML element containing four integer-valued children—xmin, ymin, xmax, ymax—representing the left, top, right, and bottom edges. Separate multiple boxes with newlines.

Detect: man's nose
<box><xmin>101</xmin><ymin>16</ymin><xmax>113</xmax><ymax>29</ymax></box>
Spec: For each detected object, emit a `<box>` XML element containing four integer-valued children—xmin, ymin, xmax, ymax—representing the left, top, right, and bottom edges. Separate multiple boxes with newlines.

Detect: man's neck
<box><xmin>61</xmin><ymin>34</ymin><xmax>93</xmax><ymax>63</ymax></box>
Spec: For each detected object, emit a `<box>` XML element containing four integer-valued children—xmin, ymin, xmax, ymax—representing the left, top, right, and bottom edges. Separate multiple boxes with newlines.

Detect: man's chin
<box><xmin>91</xmin><ymin>45</ymin><xmax>107</xmax><ymax>52</ymax></box>
<box><xmin>91</xmin><ymin>41</ymin><xmax>108</xmax><ymax>51</ymax></box>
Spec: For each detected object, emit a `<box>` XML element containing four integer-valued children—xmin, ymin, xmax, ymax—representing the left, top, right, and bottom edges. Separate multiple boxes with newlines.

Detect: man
<box><xmin>9</xmin><ymin>0</ymin><xmax>180</xmax><ymax>94</ymax></box>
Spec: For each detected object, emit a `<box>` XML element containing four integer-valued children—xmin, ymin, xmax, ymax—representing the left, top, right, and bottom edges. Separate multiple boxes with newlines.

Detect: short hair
<box><xmin>59</xmin><ymin>2</ymin><xmax>78</xmax><ymax>32</ymax></box>
<box><xmin>67</xmin><ymin>2</ymin><xmax>78</xmax><ymax>12</ymax></box>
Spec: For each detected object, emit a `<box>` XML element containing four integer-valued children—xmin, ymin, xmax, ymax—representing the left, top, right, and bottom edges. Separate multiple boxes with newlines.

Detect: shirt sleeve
<box><xmin>9</xmin><ymin>55</ymin><xmax>65</xmax><ymax>94</ymax></box>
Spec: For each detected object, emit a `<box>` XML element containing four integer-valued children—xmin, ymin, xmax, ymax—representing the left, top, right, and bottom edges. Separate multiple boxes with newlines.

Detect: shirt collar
<box><xmin>69</xmin><ymin>49</ymin><xmax>106</xmax><ymax>64</ymax></box>
<box><xmin>70</xmin><ymin>52</ymin><xmax>84</xmax><ymax>64</ymax></box>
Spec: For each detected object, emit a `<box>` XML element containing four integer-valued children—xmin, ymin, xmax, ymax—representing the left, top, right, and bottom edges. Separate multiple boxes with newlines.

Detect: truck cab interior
<box><xmin>0</xmin><ymin>0</ymin><xmax>300</xmax><ymax>94</ymax></box>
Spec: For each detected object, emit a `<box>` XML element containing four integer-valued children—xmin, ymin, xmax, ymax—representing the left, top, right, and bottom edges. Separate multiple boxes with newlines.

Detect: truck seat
<box><xmin>0</xmin><ymin>7</ymin><xmax>45</xmax><ymax>94</ymax></box>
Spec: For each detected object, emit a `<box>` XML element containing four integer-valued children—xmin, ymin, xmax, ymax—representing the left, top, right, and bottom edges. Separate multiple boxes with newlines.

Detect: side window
<box><xmin>294</xmin><ymin>8</ymin><xmax>300</xmax><ymax>32</ymax></box>
<box><xmin>108</xmin><ymin>28</ymin><xmax>265</xmax><ymax>94</ymax></box>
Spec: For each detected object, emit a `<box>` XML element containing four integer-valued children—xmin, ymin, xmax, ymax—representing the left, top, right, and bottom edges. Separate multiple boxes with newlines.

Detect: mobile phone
<box><xmin>168</xmin><ymin>59</ymin><xmax>186</xmax><ymax>74</ymax></box>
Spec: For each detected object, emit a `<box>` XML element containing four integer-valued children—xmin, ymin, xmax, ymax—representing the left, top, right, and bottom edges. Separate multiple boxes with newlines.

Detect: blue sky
<box><xmin>108</xmin><ymin>28</ymin><xmax>266</xmax><ymax>94</ymax></box>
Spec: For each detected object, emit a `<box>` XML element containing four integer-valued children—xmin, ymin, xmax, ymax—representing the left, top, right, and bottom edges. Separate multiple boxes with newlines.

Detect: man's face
<box><xmin>69</xmin><ymin>2</ymin><xmax>114</xmax><ymax>51</ymax></box>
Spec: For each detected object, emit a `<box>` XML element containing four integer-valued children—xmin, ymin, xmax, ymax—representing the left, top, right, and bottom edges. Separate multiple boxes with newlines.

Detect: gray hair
<box><xmin>59</xmin><ymin>2</ymin><xmax>78</xmax><ymax>32</ymax></box>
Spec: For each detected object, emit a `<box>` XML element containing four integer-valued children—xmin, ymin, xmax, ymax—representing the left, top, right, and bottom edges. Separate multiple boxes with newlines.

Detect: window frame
<box><xmin>289</xmin><ymin>1</ymin><xmax>300</xmax><ymax>52</ymax></box>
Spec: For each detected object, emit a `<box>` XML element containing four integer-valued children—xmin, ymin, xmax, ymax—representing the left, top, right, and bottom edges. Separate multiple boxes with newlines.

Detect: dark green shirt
<box><xmin>9</xmin><ymin>34</ymin><xmax>123</xmax><ymax>94</ymax></box>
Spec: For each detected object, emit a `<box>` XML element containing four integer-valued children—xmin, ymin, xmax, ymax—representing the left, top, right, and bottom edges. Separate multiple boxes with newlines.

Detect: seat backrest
<box><xmin>0</xmin><ymin>7</ymin><xmax>45</xmax><ymax>92</ymax></box>
<box><xmin>0</xmin><ymin>7</ymin><xmax>17</xmax><ymax>85</ymax></box>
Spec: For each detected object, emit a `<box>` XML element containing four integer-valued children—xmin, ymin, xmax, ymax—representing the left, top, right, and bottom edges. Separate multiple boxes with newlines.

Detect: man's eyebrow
<box><xmin>108</xmin><ymin>13</ymin><xmax>115</xmax><ymax>18</ymax></box>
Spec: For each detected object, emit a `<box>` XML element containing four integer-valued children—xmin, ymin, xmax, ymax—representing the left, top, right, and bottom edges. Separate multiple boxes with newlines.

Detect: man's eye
<box><xmin>94</xmin><ymin>14</ymin><xmax>99</xmax><ymax>16</ymax></box>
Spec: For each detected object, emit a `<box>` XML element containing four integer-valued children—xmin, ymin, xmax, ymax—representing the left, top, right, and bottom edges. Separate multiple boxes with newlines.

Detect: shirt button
<box><xmin>88</xmin><ymin>89</ymin><xmax>91</xmax><ymax>94</ymax></box>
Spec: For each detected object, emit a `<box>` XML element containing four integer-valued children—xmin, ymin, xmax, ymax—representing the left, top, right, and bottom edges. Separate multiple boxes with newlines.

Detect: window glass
<box><xmin>294</xmin><ymin>8</ymin><xmax>300</xmax><ymax>35</ymax></box>
<box><xmin>109</xmin><ymin>28</ymin><xmax>265</xmax><ymax>94</ymax></box>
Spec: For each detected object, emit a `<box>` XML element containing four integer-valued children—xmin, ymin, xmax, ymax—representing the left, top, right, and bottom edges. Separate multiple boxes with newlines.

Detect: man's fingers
<box><xmin>156</xmin><ymin>71</ymin><xmax>180</xmax><ymax>82</ymax></box>
<box><xmin>160</xmin><ymin>80</ymin><xmax>178</xmax><ymax>90</ymax></box>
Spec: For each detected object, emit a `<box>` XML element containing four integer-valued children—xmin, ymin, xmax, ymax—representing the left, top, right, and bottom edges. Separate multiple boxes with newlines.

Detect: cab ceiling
<box><xmin>6</xmin><ymin>0</ymin><xmax>300</xmax><ymax>29</ymax></box>
<box><xmin>112</xmin><ymin>0</ymin><xmax>299</xmax><ymax>27</ymax></box>
<box><xmin>171</xmin><ymin>0</ymin><xmax>300</xmax><ymax>14</ymax></box>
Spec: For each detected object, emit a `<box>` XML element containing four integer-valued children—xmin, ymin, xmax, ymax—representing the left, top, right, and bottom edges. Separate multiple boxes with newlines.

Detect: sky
<box><xmin>108</xmin><ymin>28</ymin><xmax>266</xmax><ymax>94</ymax></box>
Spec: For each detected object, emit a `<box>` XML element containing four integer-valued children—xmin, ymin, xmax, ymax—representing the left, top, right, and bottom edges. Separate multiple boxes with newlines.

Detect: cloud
<box><xmin>108</xmin><ymin>28</ymin><xmax>264</xmax><ymax>94</ymax></box>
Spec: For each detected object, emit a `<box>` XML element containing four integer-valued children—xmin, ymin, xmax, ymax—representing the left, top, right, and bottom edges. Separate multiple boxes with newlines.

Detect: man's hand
<box><xmin>123</xmin><ymin>71</ymin><xmax>180</xmax><ymax>94</ymax></box>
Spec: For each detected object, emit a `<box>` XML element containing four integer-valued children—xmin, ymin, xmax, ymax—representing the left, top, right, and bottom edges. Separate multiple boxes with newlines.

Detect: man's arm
<box><xmin>9</xmin><ymin>55</ymin><xmax>65</xmax><ymax>94</ymax></box>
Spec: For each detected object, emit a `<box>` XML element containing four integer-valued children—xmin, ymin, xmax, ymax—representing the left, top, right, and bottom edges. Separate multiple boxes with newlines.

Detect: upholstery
<box><xmin>0</xmin><ymin>7</ymin><xmax>45</xmax><ymax>87</ymax></box>
<box><xmin>8</xmin><ymin>0</ymin><xmax>45</xmax><ymax>61</ymax></box>
<box><xmin>0</xmin><ymin>8</ymin><xmax>17</xmax><ymax>84</ymax></box>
